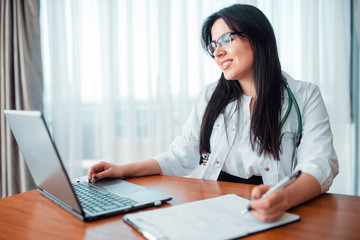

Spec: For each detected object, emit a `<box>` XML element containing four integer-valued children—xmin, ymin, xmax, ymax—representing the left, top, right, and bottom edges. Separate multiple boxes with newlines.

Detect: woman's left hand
<box><xmin>249</xmin><ymin>185</ymin><xmax>289</xmax><ymax>222</ymax></box>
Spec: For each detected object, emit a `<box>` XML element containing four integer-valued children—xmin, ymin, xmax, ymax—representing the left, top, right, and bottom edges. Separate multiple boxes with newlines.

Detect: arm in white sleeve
<box><xmin>295</xmin><ymin>83</ymin><xmax>339</xmax><ymax>193</ymax></box>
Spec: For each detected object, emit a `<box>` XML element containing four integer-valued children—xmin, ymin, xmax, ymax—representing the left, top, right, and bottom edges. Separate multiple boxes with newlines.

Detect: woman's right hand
<box><xmin>87</xmin><ymin>161</ymin><xmax>123</xmax><ymax>183</ymax></box>
<box><xmin>88</xmin><ymin>159</ymin><xmax>163</xmax><ymax>183</ymax></box>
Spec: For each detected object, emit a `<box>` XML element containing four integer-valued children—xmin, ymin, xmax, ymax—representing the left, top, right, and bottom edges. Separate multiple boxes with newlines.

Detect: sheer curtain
<box><xmin>40</xmin><ymin>0</ymin><xmax>224</xmax><ymax>178</ymax></box>
<box><xmin>40</xmin><ymin>0</ymin><xmax>353</xmax><ymax>194</ymax></box>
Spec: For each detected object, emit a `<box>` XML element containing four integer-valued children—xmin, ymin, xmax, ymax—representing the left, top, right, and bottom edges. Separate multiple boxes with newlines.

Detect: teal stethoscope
<box><xmin>281</xmin><ymin>77</ymin><xmax>302</xmax><ymax>147</ymax></box>
<box><xmin>200</xmin><ymin>78</ymin><xmax>302</xmax><ymax>165</ymax></box>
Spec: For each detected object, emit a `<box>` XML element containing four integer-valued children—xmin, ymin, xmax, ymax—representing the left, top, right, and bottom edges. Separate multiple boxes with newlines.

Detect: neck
<box><xmin>238</xmin><ymin>79</ymin><xmax>256</xmax><ymax>97</ymax></box>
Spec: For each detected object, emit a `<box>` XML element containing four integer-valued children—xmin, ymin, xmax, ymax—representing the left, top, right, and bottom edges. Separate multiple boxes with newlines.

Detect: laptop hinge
<box><xmin>37</xmin><ymin>188</ymin><xmax>85</xmax><ymax>220</ymax></box>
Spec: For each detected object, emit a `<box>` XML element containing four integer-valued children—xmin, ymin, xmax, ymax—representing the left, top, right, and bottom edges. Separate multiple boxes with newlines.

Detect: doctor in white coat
<box><xmin>88</xmin><ymin>4</ymin><xmax>338</xmax><ymax>222</ymax></box>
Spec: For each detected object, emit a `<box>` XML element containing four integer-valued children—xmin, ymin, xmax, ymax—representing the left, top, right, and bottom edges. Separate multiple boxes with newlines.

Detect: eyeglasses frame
<box><xmin>207</xmin><ymin>31</ymin><xmax>243</xmax><ymax>56</ymax></box>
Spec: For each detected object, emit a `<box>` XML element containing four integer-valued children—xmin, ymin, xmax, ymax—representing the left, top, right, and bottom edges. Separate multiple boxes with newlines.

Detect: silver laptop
<box><xmin>4</xmin><ymin>109</ymin><xmax>172</xmax><ymax>221</ymax></box>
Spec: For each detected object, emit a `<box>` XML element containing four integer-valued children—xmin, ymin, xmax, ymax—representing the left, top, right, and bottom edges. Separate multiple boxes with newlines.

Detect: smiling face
<box><xmin>211</xmin><ymin>18</ymin><xmax>255</xmax><ymax>86</ymax></box>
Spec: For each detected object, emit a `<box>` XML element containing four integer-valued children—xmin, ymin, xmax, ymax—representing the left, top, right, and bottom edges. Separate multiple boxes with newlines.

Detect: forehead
<box><xmin>211</xmin><ymin>18</ymin><xmax>232</xmax><ymax>41</ymax></box>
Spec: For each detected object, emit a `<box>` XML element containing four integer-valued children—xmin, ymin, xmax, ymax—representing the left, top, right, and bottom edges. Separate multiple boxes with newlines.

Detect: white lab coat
<box><xmin>154</xmin><ymin>73</ymin><xmax>339</xmax><ymax>193</ymax></box>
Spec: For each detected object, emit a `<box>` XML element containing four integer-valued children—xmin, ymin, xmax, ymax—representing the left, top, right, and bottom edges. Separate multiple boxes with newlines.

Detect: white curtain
<box><xmin>40</xmin><ymin>0</ymin><xmax>353</xmax><ymax>194</ymax></box>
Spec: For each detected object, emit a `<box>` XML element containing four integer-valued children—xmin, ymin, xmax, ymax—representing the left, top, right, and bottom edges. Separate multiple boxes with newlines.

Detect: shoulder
<box><xmin>282</xmin><ymin>72</ymin><xmax>319</xmax><ymax>95</ymax></box>
<box><xmin>203</xmin><ymin>81</ymin><xmax>218</xmax><ymax>98</ymax></box>
<box><xmin>189</xmin><ymin>80</ymin><xmax>219</xmax><ymax>118</ymax></box>
<box><xmin>282</xmin><ymin>72</ymin><xmax>321</xmax><ymax>104</ymax></box>
<box><xmin>282</xmin><ymin>72</ymin><xmax>328</xmax><ymax>122</ymax></box>
<box><xmin>198</xmin><ymin>81</ymin><xmax>219</xmax><ymax>103</ymax></box>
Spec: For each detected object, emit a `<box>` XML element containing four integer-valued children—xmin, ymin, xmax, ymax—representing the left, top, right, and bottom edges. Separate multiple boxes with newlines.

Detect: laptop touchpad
<box><xmin>94</xmin><ymin>178</ymin><xmax>145</xmax><ymax>195</ymax></box>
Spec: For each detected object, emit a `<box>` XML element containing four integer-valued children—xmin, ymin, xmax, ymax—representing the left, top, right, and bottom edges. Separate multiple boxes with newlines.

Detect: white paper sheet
<box><xmin>124</xmin><ymin>194</ymin><xmax>300</xmax><ymax>240</ymax></box>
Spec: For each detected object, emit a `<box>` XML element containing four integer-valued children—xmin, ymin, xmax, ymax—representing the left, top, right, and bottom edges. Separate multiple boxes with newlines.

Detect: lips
<box><xmin>220</xmin><ymin>59</ymin><xmax>232</xmax><ymax>70</ymax></box>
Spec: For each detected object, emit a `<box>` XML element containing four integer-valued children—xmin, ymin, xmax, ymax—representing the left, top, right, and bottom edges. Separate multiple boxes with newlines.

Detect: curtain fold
<box><xmin>0</xmin><ymin>0</ymin><xmax>43</xmax><ymax>198</ymax></box>
<box><xmin>355</xmin><ymin>0</ymin><xmax>360</xmax><ymax>42</ymax></box>
<box><xmin>352</xmin><ymin>0</ymin><xmax>360</xmax><ymax>195</ymax></box>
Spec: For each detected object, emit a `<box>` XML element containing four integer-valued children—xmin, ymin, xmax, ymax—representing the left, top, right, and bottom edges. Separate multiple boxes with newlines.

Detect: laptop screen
<box><xmin>4</xmin><ymin>110</ymin><xmax>82</xmax><ymax>213</ymax></box>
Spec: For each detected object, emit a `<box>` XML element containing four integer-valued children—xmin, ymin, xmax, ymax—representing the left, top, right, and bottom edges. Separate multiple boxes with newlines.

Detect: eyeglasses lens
<box><xmin>207</xmin><ymin>42</ymin><xmax>217</xmax><ymax>56</ymax></box>
<box><xmin>207</xmin><ymin>33</ymin><xmax>232</xmax><ymax>56</ymax></box>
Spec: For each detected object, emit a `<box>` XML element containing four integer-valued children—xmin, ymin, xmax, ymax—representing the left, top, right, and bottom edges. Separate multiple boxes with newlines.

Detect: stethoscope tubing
<box><xmin>282</xmin><ymin>78</ymin><xmax>302</xmax><ymax>146</ymax></box>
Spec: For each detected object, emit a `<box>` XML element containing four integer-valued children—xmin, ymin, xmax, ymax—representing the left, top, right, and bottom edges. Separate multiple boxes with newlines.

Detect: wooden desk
<box><xmin>0</xmin><ymin>175</ymin><xmax>359</xmax><ymax>240</ymax></box>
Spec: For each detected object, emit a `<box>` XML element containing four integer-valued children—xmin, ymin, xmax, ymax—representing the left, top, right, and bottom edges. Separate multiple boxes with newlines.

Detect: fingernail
<box><xmin>93</xmin><ymin>175</ymin><xmax>98</xmax><ymax>180</ymax></box>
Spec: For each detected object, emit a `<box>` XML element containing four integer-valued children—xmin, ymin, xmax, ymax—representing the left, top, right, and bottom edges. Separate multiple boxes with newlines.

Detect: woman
<box><xmin>88</xmin><ymin>4</ymin><xmax>338</xmax><ymax>222</ymax></box>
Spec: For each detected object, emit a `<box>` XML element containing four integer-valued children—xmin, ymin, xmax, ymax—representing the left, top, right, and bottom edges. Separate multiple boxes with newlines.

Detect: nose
<box><xmin>213</xmin><ymin>44</ymin><xmax>225</xmax><ymax>58</ymax></box>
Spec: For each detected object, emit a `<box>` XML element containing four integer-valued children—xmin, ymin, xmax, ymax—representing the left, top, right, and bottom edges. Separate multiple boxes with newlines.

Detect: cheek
<box><xmin>238</xmin><ymin>52</ymin><xmax>254</xmax><ymax>70</ymax></box>
<box><xmin>241</xmin><ymin>46</ymin><xmax>254</xmax><ymax>62</ymax></box>
<box><xmin>236</xmin><ymin>42</ymin><xmax>254</xmax><ymax>65</ymax></box>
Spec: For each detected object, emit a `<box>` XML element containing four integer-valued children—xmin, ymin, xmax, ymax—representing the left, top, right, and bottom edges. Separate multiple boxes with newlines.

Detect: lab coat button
<box><xmin>264</xmin><ymin>167</ymin><xmax>270</xmax><ymax>171</ymax></box>
<box><xmin>216</xmin><ymin>161</ymin><xmax>220</xmax><ymax>164</ymax></box>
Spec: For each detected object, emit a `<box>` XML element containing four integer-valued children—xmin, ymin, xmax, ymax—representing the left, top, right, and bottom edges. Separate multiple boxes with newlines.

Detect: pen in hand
<box><xmin>242</xmin><ymin>170</ymin><xmax>302</xmax><ymax>214</ymax></box>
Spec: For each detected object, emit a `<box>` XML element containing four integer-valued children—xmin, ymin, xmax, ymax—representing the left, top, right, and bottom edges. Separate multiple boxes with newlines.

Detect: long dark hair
<box><xmin>200</xmin><ymin>4</ymin><xmax>283</xmax><ymax>160</ymax></box>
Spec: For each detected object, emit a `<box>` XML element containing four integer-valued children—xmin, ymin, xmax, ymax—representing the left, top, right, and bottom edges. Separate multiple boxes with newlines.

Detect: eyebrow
<box><xmin>211</xmin><ymin>33</ymin><xmax>224</xmax><ymax>42</ymax></box>
<box><xmin>211</xmin><ymin>32</ymin><xmax>233</xmax><ymax>42</ymax></box>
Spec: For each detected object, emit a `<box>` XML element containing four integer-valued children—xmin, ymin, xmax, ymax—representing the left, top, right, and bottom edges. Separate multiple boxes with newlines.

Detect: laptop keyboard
<box><xmin>72</xmin><ymin>182</ymin><xmax>138</xmax><ymax>214</ymax></box>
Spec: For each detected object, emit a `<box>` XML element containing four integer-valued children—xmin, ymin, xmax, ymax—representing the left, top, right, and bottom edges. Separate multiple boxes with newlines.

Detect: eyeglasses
<box><xmin>207</xmin><ymin>32</ymin><xmax>241</xmax><ymax>56</ymax></box>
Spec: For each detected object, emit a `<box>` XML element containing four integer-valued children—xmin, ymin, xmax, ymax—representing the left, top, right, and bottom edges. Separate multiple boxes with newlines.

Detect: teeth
<box><xmin>222</xmin><ymin>61</ymin><xmax>231</xmax><ymax>67</ymax></box>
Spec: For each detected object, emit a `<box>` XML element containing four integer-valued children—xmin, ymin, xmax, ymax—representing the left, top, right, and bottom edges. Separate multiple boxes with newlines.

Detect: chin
<box><xmin>223</xmin><ymin>74</ymin><xmax>237</xmax><ymax>81</ymax></box>
<box><xmin>222</xmin><ymin>70</ymin><xmax>239</xmax><ymax>80</ymax></box>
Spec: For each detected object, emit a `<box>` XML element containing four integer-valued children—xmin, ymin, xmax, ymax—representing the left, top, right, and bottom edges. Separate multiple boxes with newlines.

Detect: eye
<box><xmin>219</xmin><ymin>34</ymin><xmax>232</xmax><ymax>46</ymax></box>
<box><xmin>222</xmin><ymin>37</ymin><xmax>231</xmax><ymax>45</ymax></box>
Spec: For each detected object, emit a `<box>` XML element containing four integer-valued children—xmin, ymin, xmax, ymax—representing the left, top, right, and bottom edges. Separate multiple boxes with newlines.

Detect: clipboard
<box><xmin>123</xmin><ymin>194</ymin><xmax>300</xmax><ymax>240</ymax></box>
